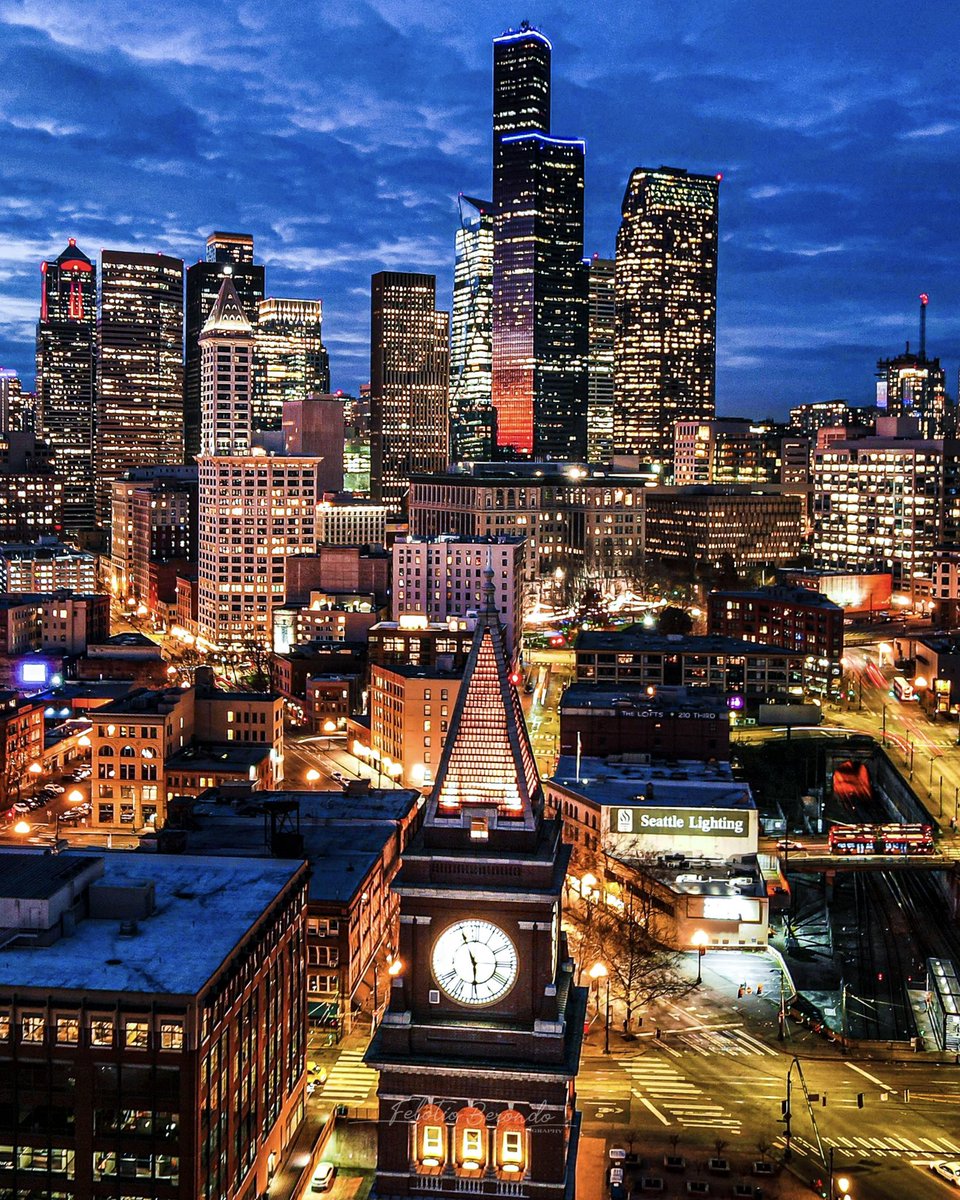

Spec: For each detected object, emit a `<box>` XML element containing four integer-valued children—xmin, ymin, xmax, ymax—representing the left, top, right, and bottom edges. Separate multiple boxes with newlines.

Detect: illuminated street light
<box><xmin>13</xmin><ymin>820</ymin><xmax>30</xmax><ymax>836</ymax></box>
<box><xmin>388</xmin><ymin>958</ymin><xmax>403</xmax><ymax>977</ymax></box>
<box><xmin>914</xmin><ymin>675</ymin><xmax>928</xmax><ymax>690</ymax></box>
<box><xmin>836</xmin><ymin>1177</ymin><xmax>851</xmax><ymax>1195</ymax></box>
<box><xmin>305</xmin><ymin>768</ymin><xmax>321</xmax><ymax>785</ymax></box>
<box><xmin>67</xmin><ymin>789</ymin><xmax>83</xmax><ymax>804</ymax></box>
<box><xmin>691</xmin><ymin>929</ymin><xmax>709</xmax><ymax>985</ymax></box>
<box><xmin>588</xmin><ymin>963</ymin><xmax>611</xmax><ymax>1054</ymax></box>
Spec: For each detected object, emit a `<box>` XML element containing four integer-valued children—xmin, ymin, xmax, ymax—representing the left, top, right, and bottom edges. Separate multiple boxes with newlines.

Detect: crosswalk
<box><xmin>619</xmin><ymin>1056</ymin><xmax>741</xmax><ymax>1133</ymax></box>
<box><xmin>317</xmin><ymin>1048</ymin><xmax>377</xmax><ymax>1104</ymax></box>
<box><xmin>672</xmin><ymin>1024</ymin><xmax>780</xmax><ymax>1058</ymax></box>
<box><xmin>780</xmin><ymin>1132</ymin><xmax>960</xmax><ymax>1162</ymax></box>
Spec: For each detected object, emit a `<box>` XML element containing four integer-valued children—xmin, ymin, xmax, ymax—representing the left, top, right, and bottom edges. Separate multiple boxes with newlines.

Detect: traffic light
<box><xmin>857</xmin><ymin>1092</ymin><xmax>864</xmax><ymax>1108</ymax></box>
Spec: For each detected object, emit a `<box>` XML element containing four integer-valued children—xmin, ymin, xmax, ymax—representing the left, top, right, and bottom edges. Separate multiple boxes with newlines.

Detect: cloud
<box><xmin>0</xmin><ymin>0</ymin><xmax>959</xmax><ymax>414</ymax></box>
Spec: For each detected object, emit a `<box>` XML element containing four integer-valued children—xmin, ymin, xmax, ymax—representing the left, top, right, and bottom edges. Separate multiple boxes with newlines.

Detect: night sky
<box><xmin>2</xmin><ymin>0</ymin><xmax>960</xmax><ymax>418</ymax></box>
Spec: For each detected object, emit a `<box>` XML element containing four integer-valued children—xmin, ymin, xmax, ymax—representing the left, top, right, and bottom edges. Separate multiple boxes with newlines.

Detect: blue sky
<box><xmin>2</xmin><ymin>0</ymin><xmax>960</xmax><ymax>417</ymax></box>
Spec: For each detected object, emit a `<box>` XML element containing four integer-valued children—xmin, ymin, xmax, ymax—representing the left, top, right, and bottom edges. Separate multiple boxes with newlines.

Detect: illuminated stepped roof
<box><xmin>427</xmin><ymin>563</ymin><xmax>540</xmax><ymax>821</ymax></box>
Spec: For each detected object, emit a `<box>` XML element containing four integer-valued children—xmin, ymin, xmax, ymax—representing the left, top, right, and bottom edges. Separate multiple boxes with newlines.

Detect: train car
<box><xmin>828</xmin><ymin>822</ymin><xmax>934</xmax><ymax>856</ymax></box>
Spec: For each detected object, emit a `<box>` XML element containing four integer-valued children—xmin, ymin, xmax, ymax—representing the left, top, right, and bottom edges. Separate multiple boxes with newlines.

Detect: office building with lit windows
<box><xmin>642</xmin><ymin>486</ymin><xmax>805</xmax><ymax>572</ymax></box>
<box><xmin>369</xmin><ymin>662</ymin><xmax>463</xmax><ymax>789</ymax></box>
<box><xmin>254</xmin><ymin>297</ymin><xmax>330</xmax><ymax>430</ymax></box>
<box><xmin>184</xmin><ymin>232</ymin><xmax>265</xmax><ymax>461</ymax></box>
<box><xmin>0</xmin><ymin>432</ymin><xmax>63</xmax><ymax>542</ymax></box>
<box><xmin>0</xmin><ymin>851</ymin><xmax>307</xmax><ymax>1200</ymax></box>
<box><xmin>197</xmin><ymin>282</ymin><xmax>321</xmax><ymax>648</ymax></box>
<box><xmin>812</xmin><ymin>416</ymin><xmax>958</xmax><ymax>594</ymax></box>
<box><xmin>614</xmin><ymin>167</ymin><xmax>719</xmax><ymax>468</ymax></box>
<box><xmin>586</xmin><ymin>255</ymin><xmax>615</xmax><ymax>464</ymax></box>
<box><xmin>35</xmin><ymin>239</ymin><xmax>97</xmax><ymax>534</ymax></box>
<box><xmin>877</xmin><ymin>347</ymin><xmax>950</xmax><ymax>440</ymax></box>
<box><xmin>391</xmin><ymin>534</ymin><xmax>525</xmax><ymax>653</ymax></box>
<box><xmin>370</xmin><ymin>272</ymin><xmax>450</xmax><ymax>512</ymax></box>
<box><xmin>95</xmin><ymin>250</ymin><xmax>185</xmax><ymax>529</ymax></box>
<box><xmin>491</xmin><ymin>25</ymin><xmax>588</xmax><ymax>459</ymax></box>
<box><xmin>110</xmin><ymin>466</ymin><xmax>198</xmax><ymax>611</ymax></box>
<box><xmin>450</xmin><ymin>198</ymin><xmax>495</xmax><ymax>461</ymax></box>
<box><xmin>673</xmin><ymin>418</ymin><xmax>810</xmax><ymax>487</ymax></box>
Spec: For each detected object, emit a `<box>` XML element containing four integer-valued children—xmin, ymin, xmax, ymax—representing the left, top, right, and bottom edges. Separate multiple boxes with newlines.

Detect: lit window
<box><xmin>125</xmin><ymin>1021</ymin><xmax>149</xmax><ymax>1049</ymax></box>
<box><xmin>90</xmin><ymin>1018</ymin><xmax>114</xmax><ymax>1047</ymax></box>
<box><xmin>21</xmin><ymin>1015</ymin><xmax>44</xmax><ymax>1043</ymax></box>
<box><xmin>160</xmin><ymin>1021</ymin><xmax>183</xmax><ymax>1050</ymax></box>
<box><xmin>56</xmin><ymin>1017</ymin><xmax>79</xmax><ymax>1044</ymax></box>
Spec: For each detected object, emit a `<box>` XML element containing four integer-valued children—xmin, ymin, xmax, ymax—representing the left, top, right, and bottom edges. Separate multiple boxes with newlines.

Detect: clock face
<box><xmin>431</xmin><ymin>919</ymin><xmax>518</xmax><ymax>1006</ymax></box>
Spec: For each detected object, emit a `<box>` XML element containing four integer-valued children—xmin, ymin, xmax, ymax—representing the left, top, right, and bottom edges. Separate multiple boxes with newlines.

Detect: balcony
<box><xmin>409</xmin><ymin>1175</ymin><xmax>527</xmax><ymax>1198</ymax></box>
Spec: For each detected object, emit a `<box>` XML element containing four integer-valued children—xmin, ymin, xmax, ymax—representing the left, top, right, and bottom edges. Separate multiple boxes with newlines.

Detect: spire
<box><xmin>426</xmin><ymin>595</ymin><xmax>541</xmax><ymax>827</ymax></box>
<box><xmin>200</xmin><ymin>278</ymin><xmax>252</xmax><ymax>339</ymax></box>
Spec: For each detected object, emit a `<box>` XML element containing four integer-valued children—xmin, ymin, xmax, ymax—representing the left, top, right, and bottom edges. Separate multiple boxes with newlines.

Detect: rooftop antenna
<box><xmin>919</xmin><ymin>293</ymin><xmax>929</xmax><ymax>359</ymax></box>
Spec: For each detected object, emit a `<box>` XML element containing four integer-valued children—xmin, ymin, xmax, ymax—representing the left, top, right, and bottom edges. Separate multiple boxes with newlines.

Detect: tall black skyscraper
<box><xmin>614</xmin><ymin>167</ymin><xmax>720</xmax><ymax>468</ymax></box>
<box><xmin>491</xmin><ymin>24</ymin><xmax>587</xmax><ymax>461</ymax></box>
<box><xmin>35</xmin><ymin>239</ymin><xmax>97</xmax><ymax>534</ymax></box>
<box><xmin>184</xmin><ymin>232</ymin><xmax>264</xmax><ymax>462</ymax></box>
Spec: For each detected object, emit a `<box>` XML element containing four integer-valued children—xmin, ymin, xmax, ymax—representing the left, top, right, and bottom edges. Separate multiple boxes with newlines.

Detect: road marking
<box><xmin>735</xmin><ymin>1028</ymin><xmax>780</xmax><ymax>1056</ymax></box>
<box><xmin>846</xmin><ymin>1063</ymin><xmax>895</xmax><ymax>1090</ymax></box>
<box><xmin>636</xmin><ymin>1096</ymin><xmax>670</xmax><ymax>1126</ymax></box>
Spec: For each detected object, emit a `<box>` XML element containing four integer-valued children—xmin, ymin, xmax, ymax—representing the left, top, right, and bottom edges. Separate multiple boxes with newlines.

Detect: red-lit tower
<box><xmin>35</xmin><ymin>239</ymin><xmax>97</xmax><ymax>534</ymax></box>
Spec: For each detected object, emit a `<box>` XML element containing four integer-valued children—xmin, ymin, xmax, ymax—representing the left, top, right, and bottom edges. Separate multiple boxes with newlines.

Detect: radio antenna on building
<box><xmin>919</xmin><ymin>292</ymin><xmax>929</xmax><ymax>359</ymax></box>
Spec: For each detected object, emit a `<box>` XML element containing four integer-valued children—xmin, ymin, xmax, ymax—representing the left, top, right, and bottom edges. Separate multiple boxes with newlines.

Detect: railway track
<box><xmin>848</xmin><ymin>872</ymin><xmax>916</xmax><ymax>1041</ymax></box>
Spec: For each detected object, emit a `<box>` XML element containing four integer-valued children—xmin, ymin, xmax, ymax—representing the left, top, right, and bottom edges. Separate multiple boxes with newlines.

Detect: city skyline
<box><xmin>1</xmin><ymin>3</ymin><xmax>960</xmax><ymax>418</ymax></box>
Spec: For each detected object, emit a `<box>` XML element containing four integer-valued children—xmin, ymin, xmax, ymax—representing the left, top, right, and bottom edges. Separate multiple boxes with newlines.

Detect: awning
<box><xmin>308</xmin><ymin>1001</ymin><xmax>341</xmax><ymax>1026</ymax></box>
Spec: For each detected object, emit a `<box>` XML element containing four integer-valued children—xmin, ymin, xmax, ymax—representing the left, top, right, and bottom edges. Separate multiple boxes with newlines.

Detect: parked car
<box><xmin>43</xmin><ymin>784</ymin><xmax>65</xmax><ymax>795</ymax></box>
<box><xmin>777</xmin><ymin>839</ymin><xmax>804</xmax><ymax>852</ymax></box>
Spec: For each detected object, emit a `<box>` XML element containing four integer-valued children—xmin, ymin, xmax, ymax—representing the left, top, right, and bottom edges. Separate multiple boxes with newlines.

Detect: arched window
<box><xmin>141</xmin><ymin>747</ymin><xmax>155</xmax><ymax>759</ymax></box>
<box><xmin>414</xmin><ymin>1103</ymin><xmax>446</xmax><ymax>1169</ymax></box>
<box><xmin>454</xmin><ymin>1107</ymin><xmax>486</xmax><ymax>1171</ymax></box>
<box><xmin>496</xmin><ymin>1110</ymin><xmax>526</xmax><ymax>1175</ymax></box>
<box><xmin>98</xmin><ymin>745</ymin><xmax>114</xmax><ymax>756</ymax></box>
<box><xmin>120</xmin><ymin>745</ymin><xmax>136</xmax><ymax>758</ymax></box>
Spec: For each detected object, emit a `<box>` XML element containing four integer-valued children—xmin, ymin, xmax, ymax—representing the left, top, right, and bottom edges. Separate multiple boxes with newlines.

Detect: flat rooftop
<box><xmin>575</xmin><ymin>628</ymin><xmax>799</xmax><ymax>656</ymax></box>
<box><xmin>181</xmin><ymin>789</ymin><xmax>421</xmax><ymax>905</ymax></box>
<box><xmin>560</xmin><ymin>683</ymin><xmax>728</xmax><ymax>716</ymax></box>
<box><xmin>549</xmin><ymin>754</ymin><xmax>755</xmax><ymax>812</ymax></box>
<box><xmin>96</xmin><ymin>686</ymin><xmax>183</xmax><ymax>714</ymax></box>
<box><xmin>0</xmin><ymin>852</ymin><xmax>303</xmax><ymax>997</ymax></box>
<box><xmin>167</xmin><ymin>743</ymin><xmax>271</xmax><ymax>771</ymax></box>
<box><xmin>709</xmin><ymin>586</ymin><xmax>842</xmax><ymax>612</ymax></box>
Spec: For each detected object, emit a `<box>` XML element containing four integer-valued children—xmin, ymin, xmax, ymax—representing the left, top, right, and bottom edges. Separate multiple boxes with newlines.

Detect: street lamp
<box><xmin>589</xmin><ymin>962</ymin><xmax>610</xmax><ymax>1055</ymax></box>
<box><xmin>305</xmin><ymin>768</ymin><xmax>321</xmax><ymax>786</ymax></box>
<box><xmin>27</xmin><ymin>761</ymin><xmax>42</xmax><ymax>800</ymax></box>
<box><xmin>691</xmin><ymin>930</ymin><xmax>708</xmax><ymax>985</ymax></box>
<box><xmin>13</xmin><ymin>819</ymin><xmax>30</xmax><ymax>837</ymax></box>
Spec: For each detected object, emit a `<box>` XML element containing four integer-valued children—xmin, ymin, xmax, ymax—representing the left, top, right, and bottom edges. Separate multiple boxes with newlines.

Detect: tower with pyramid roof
<box><xmin>196</xmin><ymin>279</ymin><xmax>321</xmax><ymax>648</ymax></box>
<box><xmin>366</xmin><ymin>574</ymin><xmax>585</xmax><ymax>1200</ymax></box>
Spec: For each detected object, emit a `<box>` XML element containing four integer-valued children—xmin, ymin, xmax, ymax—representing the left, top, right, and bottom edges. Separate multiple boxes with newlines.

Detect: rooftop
<box><xmin>179</xmin><ymin>789</ymin><xmax>421</xmax><ymax>904</ymax></box>
<box><xmin>549</xmin><ymin>754</ymin><xmax>754</xmax><ymax>813</ymax></box>
<box><xmin>709</xmin><ymin>585</ymin><xmax>842</xmax><ymax>612</ymax></box>
<box><xmin>0</xmin><ymin>542</ymin><xmax>94</xmax><ymax>561</ymax></box>
<box><xmin>373</xmin><ymin>663</ymin><xmax>463</xmax><ymax>680</ymax></box>
<box><xmin>166</xmin><ymin>742</ymin><xmax>272</xmax><ymax>771</ymax></box>
<box><xmin>395</xmin><ymin>534</ymin><xmax>525</xmax><ymax>546</ymax></box>
<box><xmin>560</xmin><ymin>683</ymin><xmax>729</xmax><ymax>716</ymax></box>
<box><xmin>96</xmin><ymin>686</ymin><xmax>185</xmax><ymax>715</ymax></box>
<box><xmin>0</xmin><ymin>852</ymin><xmax>304</xmax><ymax>997</ymax></box>
<box><xmin>575</xmin><ymin>628</ymin><xmax>801</xmax><ymax>656</ymax></box>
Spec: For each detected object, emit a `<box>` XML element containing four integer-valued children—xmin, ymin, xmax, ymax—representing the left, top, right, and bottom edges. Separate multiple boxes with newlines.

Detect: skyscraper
<box><xmin>370</xmin><ymin>271</ymin><xmax>449</xmax><ymax>512</ymax></box>
<box><xmin>876</xmin><ymin>296</ymin><xmax>952</xmax><ymax>438</ymax></box>
<box><xmin>449</xmin><ymin>197</ymin><xmax>495</xmax><ymax>461</ymax></box>
<box><xmin>254</xmin><ymin>297</ymin><xmax>330</xmax><ymax>429</ymax></box>
<box><xmin>491</xmin><ymin>24</ymin><xmax>588</xmax><ymax>460</ymax></box>
<box><xmin>197</xmin><ymin>281</ymin><xmax>320</xmax><ymax>648</ymax></box>
<box><xmin>35</xmin><ymin>239</ymin><xmax>97</xmax><ymax>534</ymax></box>
<box><xmin>586</xmin><ymin>255</ymin><xmax>615</xmax><ymax>464</ymax></box>
<box><xmin>184</xmin><ymin>232</ymin><xmax>264</xmax><ymax>462</ymax></box>
<box><xmin>614</xmin><ymin>166</ymin><xmax>719</xmax><ymax>469</ymax></box>
<box><xmin>96</xmin><ymin>250</ymin><xmax>185</xmax><ymax>529</ymax></box>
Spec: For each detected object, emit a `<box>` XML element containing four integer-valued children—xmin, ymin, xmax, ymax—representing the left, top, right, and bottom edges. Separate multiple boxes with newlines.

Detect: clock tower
<box><xmin>366</xmin><ymin>568</ymin><xmax>586</xmax><ymax>1200</ymax></box>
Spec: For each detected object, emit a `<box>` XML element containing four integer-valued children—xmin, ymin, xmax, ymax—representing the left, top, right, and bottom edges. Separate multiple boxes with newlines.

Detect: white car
<box><xmin>777</xmin><ymin>839</ymin><xmax>804</xmax><ymax>852</ymax></box>
<box><xmin>931</xmin><ymin>1161</ymin><xmax>960</xmax><ymax>1187</ymax></box>
<box><xmin>310</xmin><ymin>1162</ymin><xmax>336</xmax><ymax>1193</ymax></box>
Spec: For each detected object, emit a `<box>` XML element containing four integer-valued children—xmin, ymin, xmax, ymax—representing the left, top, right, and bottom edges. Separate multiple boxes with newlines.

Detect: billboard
<box><xmin>609</xmin><ymin>806</ymin><xmax>751</xmax><ymax>839</ymax></box>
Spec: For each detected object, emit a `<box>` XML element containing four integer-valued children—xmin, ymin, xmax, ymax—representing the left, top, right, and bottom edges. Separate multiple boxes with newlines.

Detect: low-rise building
<box><xmin>775</xmin><ymin>567</ymin><xmax>893</xmax><ymax>617</ymax></box>
<box><xmin>285</xmin><ymin>545</ymin><xmax>389</xmax><ymax>607</ymax></box>
<box><xmin>369</xmin><ymin>663</ymin><xmax>463</xmax><ymax>790</ymax></box>
<box><xmin>910</xmin><ymin>633</ymin><xmax>960</xmax><ymax>711</ymax></box>
<box><xmin>559</xmin><ymin>684</ymin><xmax>730</xmax><ymax>761</ymax></box>
<box><xmin>367</xmin><ymin>615</ymin><xmax>475</xmax><ymax>673</ymax></box>
<box><xmin>0</xmin><ymin>689</ymin><xmax>45</xmax><ymax>807</ymax></box>
<box><xmin>0</xmin><ymin>591</ymin><xmax>110</xmax><ymax>657</ymax></box>
<box><xmin>272</xmin><ymin>590</ymin><xmax>384</xmax><ymax>653</ymax></box>
<box><xmin>0</xmin><ymin>851</ymin><xmax>308</xmax><ymax>1200</ymax></box>
<box><xmin>707</xmin><ymin>585</ymin><xmax>843</xmax><ymax>696</ymax></box>
<box><xmin>305</xmin><ymin>674</ymin><xmax>361</xmax><ymax>730</ymax></box>
<box><xmin>545</xmin><ymin>755</ymin><xmax>766</xmax><ymax>949</ymax></box>
<box><xmin>575</xmin><ymin>628</ymin><xmax>805</xmax><ymax>701</ymax></box>
<box><xmin>642</xmin><ymin>485</ymin><xmax>807</xmax><ymax>571</ymax></box>
<box><xmin>0</xmin><ymin>539</ymin><xmax>97</xmax><ymax>593</ymax></box>
<box><xmin>270</xmin><ymin>641</ymin><xmax>367</xmax><ymax>702</ymax></box>
<box><xmin>315</xmin><ymin>497</ymin><xmax>388</xmax><ymax>547</ymax></box>
<box><xmin>164</xmin><ymin>787</ymin><xmax>423</xmax><ymax>1039</ymax></box>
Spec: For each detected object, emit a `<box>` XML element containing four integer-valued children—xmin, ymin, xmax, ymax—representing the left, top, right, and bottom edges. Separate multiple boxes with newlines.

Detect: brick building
<box><xmin>559</xmin><ymin>684</ymin><xmax>730</xmax><ymax>761</ymax></box>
